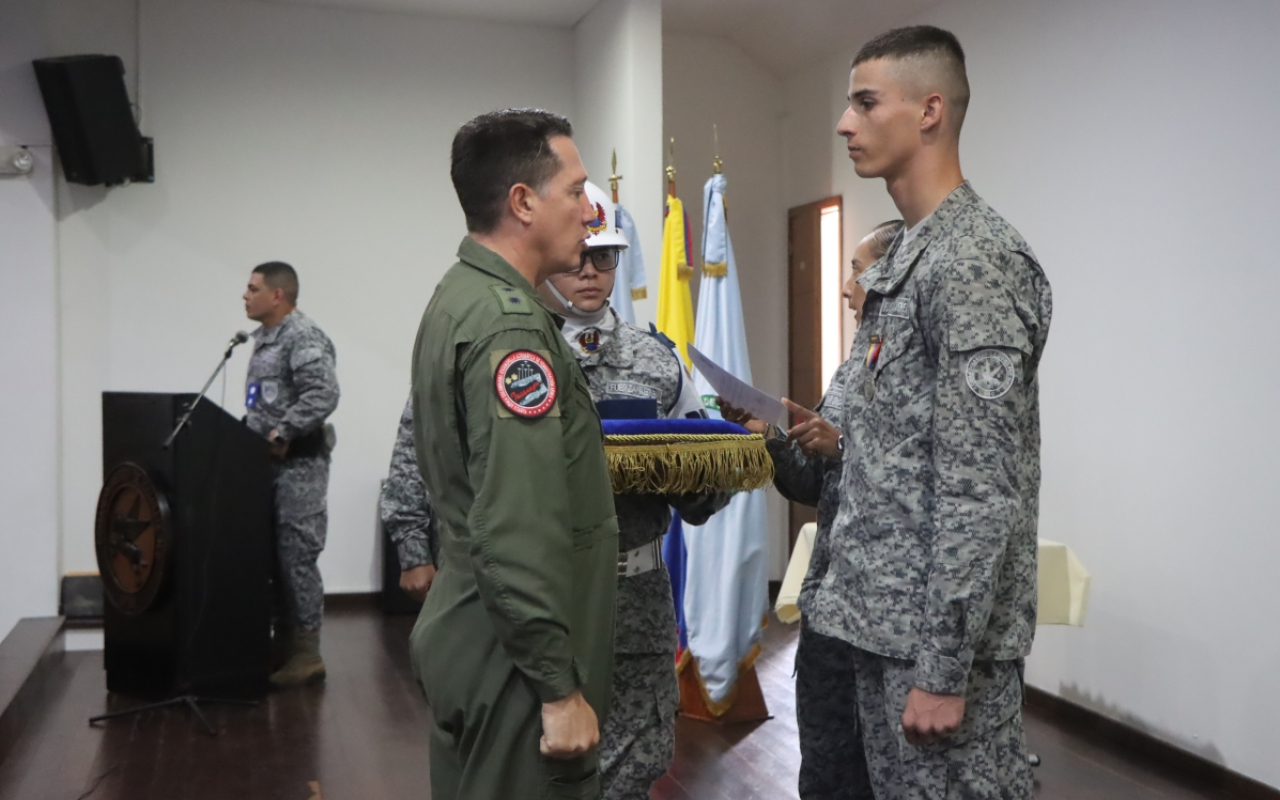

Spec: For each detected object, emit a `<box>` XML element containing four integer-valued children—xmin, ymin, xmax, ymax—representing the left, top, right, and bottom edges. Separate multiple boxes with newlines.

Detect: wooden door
<box><xmin>786</xmin><ymin>196</ymin><xmax>842</xmax><ymax>552</ymax></box>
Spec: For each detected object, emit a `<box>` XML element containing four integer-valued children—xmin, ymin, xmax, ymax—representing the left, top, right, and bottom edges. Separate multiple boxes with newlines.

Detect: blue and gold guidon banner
<box><xmin>601</xmin><ymin>418</ymin><xmax>773</xmax><ymax>495</ymax></box>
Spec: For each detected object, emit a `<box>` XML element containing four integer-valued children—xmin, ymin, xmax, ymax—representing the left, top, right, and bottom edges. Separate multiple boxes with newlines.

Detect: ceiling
<box><xmin>257</xmin><ymin>0</ymin><xmax>599</xmax><ymax>27</ymax></box>
<box><xmin>663</xmin><ymin>0</ymin><xmax>948</xmax><ymax>76</ymax></box>
<box><xmin>255</xmin><ymin>0</ymin><xmax>949</xmax><ymax>76</ymax></box>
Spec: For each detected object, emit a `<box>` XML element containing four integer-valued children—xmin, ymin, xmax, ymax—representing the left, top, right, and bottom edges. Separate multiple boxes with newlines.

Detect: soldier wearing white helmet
<box><xmin>539</xmin><ymin>181</ymin><xmax>729</xmax><ymax>800</ymax></box>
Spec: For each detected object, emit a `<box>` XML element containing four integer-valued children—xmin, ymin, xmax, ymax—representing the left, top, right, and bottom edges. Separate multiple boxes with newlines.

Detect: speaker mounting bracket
<box><xmin>0</xmin><ymin>146</ymin><xmax>34</xmax><ymax>176</ymax></box>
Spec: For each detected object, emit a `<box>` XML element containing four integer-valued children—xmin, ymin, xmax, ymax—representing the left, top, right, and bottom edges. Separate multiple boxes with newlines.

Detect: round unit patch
<box><xmin>965</xmin><ymin>349</ymin><xmax>1016</xmax><ymax>400</ymax></box>
<box><xmin>495</xmin><ymin>350</ymin><xmax>557</xmax><ymax>418</ymax></box>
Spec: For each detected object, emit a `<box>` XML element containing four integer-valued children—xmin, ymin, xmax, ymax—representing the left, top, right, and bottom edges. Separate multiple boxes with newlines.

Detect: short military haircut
<box><xmin>253</xmin><ymin>261</ymin><xmax>299</xmax><ymax>305</ymax></box>
<box><xmin>852</xmin><ymin>25</ymin><xmax>970</xmax><ymax>132</ymax></box>
<box><xmin>450</xmin><ymin>108</ymin><xmax>574</xmax><ymax>234</ymax></box>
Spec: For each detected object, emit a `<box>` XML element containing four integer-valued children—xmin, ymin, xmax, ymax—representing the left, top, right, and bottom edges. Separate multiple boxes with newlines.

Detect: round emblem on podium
<box><xmin>95</xmin><ymin>462</ymin><xmax>172</xmax><ymax>615</ymax></box>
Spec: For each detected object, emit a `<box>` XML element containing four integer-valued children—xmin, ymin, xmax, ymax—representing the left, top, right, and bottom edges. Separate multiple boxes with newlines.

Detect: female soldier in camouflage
<box><xmin>720</xmin><ymin>219</ymin><xmax>901</xmax><ymax>800</ymax></box>
<box><xmin>539</xmin><ymin>181</ymin><xmax>730</xmax><ymax>800</ymax></box>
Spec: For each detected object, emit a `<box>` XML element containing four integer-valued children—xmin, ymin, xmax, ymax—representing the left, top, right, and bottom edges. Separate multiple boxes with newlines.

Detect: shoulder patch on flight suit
<box><xmin>491</xmin><ymin>285</ymin><xmax>533</xmax><ymax>315</ymax></box>
<box><xmin>492</xmin><ymin>350</ymin><xmax>559</xmax><ymax>418</ymax></box>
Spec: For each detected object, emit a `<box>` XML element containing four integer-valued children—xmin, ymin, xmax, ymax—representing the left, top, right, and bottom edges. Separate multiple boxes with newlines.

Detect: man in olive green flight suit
<box><xmin>410</xmin><ymin>108</ymin><xmax>620</xmax><ymax>800</ymax></box>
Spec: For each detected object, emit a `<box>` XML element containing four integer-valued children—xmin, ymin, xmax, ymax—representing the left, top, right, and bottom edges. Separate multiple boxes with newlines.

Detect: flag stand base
<box><xmin>677</xmin><ymin>663</ymin><xmax>771</xmax><ymax>724</ymax></box>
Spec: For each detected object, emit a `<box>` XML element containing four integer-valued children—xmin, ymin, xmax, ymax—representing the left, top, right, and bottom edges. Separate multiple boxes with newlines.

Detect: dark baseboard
<box><xmin>324</xmin><ymin>592</ymin><xmax>380</xmax><ymax>612</ymax></box>
<box><xmin>59</xmin><ymin>579</ymin><xmax>383</xmax><ymax>621</ymax></box>
<box><xmin>59</xmin><ymin>574</ymin><xmax>103</xmax><ymax>620</ymax></box>
<box><xmin>1024</xmin><ymin>685</ymin><xmax>1279</xmax><ymax>799</ymax></box>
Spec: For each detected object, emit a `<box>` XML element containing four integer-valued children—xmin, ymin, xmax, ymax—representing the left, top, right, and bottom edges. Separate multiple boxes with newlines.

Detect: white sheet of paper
<box><xmin>688</xmin><ymin>343</ymin><xmax>787</xmax><ymax>424</ymax></box>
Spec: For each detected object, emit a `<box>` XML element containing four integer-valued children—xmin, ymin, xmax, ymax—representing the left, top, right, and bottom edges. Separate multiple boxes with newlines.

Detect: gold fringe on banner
<box><xmin>702</xmin><ymin>261</ymin><xmax>728</xmax><ymax>277</ymax></box>
<box><xmin>631</xmin><ymin>287</ymin><xmax>648</xmax><ymax>300</ymax></box>
<box><xmin>604</xmin><ymin>433</ymin><xmax>774</xmax><ymax>494</ymax></box>
<box><xmin>677</xmin><ymin>264</ymin><xmax>694</xmax><ymax>280</ymax></box>
<box><xmin>676</xmin><ymin>639</ymin><xmax>764</xmax><ymax>717</ymax></box>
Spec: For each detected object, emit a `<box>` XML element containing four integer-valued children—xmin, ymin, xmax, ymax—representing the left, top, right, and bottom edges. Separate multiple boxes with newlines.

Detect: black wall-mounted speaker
<box><xmin>32</xmin><ymin>54</ymin><xmax>154</xmax><ymax>186</ymax></box>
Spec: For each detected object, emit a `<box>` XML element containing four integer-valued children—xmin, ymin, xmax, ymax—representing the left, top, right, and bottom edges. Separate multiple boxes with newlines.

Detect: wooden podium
<box><xmin>97</xmin><ymin>392</ymin><xmax>274</xmax><ymax>699</ymax></box>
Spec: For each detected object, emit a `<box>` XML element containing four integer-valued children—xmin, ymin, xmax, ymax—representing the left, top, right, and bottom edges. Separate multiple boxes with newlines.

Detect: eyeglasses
<box><xmin>571</xmin><ymin>248</ymin><xmax>621</xmax><ymax>274</ymax></box>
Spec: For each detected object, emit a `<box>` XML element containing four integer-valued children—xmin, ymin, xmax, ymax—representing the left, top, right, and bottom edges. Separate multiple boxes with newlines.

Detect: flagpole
<box><xmin>609</xmin><ymin>149</ymin><xmax>622</xmax><ymax>204</ymax></box>
<box><xmin>666</xmin><ymin>137</ymin><xmax>677</xmax><ymax>197</ymax></box>
<box><xmin>712</xmin><ymin>124</ymin><xmax>722</xmax><ymax>175</ymax></box>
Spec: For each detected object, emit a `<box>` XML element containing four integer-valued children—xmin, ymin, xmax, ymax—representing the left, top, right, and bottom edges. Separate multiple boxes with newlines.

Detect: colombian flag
<box><xmin>656</xmin><ymin>193</ymin><xmax>695</xmax><ymax>367</ymax></box>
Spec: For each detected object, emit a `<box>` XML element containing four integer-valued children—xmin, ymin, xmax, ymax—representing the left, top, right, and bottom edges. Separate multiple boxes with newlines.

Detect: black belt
<box><xmin>287</xmin><ymin>427</ymin><xmax>329</xmax><ymax>459</ymax></box>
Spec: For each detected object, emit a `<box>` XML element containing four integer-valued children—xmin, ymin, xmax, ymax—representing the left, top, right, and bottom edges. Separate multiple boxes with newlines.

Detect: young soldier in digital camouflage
<box><xmin>816</xmin><ymin>26</ymin><xmax>1052</xmax><ymax>799</ymax></box>
<box><xmin>538</xmin><ymin>180</ymin><xmax>729</xmax><ymax>800</ymax></box>
<box><xmin>379</xmin><ymin>397</ymin><xmax>437</xmax><ymax>603</ymax></box>
<box><xmin>241</xmin><ymin>261</ymin><xmax>339</xmax><ymax>688</ymax></box>
<box><xmin>410</xmin><ymin>109</ymin><xmax>618</xmax><ymax>800</ymax></box>
<box><xmin>721</xmin><ymin>219</ymin><xmax>902</xmax><ymax>800</ymax></box>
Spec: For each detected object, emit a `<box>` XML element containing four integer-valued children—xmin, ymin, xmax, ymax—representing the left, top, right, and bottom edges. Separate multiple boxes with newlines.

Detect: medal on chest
<box><xmin>577</xmin><ymin>328</ymin><xmax>602</xmax><ymax>353</ymax></box>
<box><xmin>862</xmin><ymin>334</ymin><xmax>885</xmax><ymax>402</ymax></box>
<box><xmin>865</xmin><ymin>334</ymin><xmax>884</xmax><ymax>370</ymax></box>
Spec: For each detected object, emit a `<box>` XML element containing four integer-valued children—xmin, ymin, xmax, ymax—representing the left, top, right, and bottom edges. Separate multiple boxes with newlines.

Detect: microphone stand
<box><xmin>163</xmin><ymin>337</ymin><xmax>245</xmax><ymax>449</ymax></box>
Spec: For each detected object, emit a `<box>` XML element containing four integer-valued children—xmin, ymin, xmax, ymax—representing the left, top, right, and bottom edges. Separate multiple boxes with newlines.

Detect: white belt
<box><xmin>618</xmin><ymin>540</ymin><xmax>662</xmax><ymax>578</ymax></box>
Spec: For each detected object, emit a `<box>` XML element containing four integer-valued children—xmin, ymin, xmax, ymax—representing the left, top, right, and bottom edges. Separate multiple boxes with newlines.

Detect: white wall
<box><xmin>0</xmin><ymin>0</ymin><xmax>62</xmax><ymax>641</ymax></box>
<box><xmin>798</xmin><ymin>0</ymin><xmax>1280</xmax><ymax>788</ymax></box>
<box><xmin>573</xmin><ymin>0</ymin><xmax>663</xmax><ymax>327</ymax></box>
<box><xmin>55</xmin><ymin>0</ymin><xmax>578</xmax><ymax>594</ymax></box>
<box><xmin>662</xmin><ymin>32</ymin><xmax>789</xmax><ymax>579</ymax></box>
<box><xmin>780</xmin><ymin>60</ymin><xmax>838</xmax><ymax>211</ymax></box>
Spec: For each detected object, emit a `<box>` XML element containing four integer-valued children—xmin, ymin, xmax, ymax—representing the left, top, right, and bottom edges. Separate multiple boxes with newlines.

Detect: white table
<box><xmin>775</xmin><ymin>526</ymin><xmax>1090</xmax><ymax>627</ymax></box>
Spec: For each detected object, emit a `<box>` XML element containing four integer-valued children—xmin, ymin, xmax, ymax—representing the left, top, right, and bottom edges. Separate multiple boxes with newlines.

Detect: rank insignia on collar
<box><xmin>494</xmin><ymin>350</ymin><xmax>557</xmax><ymax>418</ymax></box>
<box><xmin>578</xmin><ymin>329</ymin><xmax>601</xmax><ymax>353</ymax></box>
<box><xmin>866</xmin><ymin>334</ymin><xmax>884</xmax><ymax>370</ymax></box>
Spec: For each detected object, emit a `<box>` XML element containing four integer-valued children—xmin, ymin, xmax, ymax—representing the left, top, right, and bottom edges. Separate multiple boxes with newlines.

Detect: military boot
<box><xmin>269</xmin><ymin>629</ymin><xmax>326</xmax><ymax>688</ymax></box>
<box><xmin>270</xmin><ymin>623</ymin><xmax>296</xmax><ymax>671</ymax></box>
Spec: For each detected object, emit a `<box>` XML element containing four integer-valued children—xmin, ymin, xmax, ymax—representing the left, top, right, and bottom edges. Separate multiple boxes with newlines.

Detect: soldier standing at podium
<box><xmin>242</xmin><ymin>261</ymin><xmax>340</xmax><ymax>689</ymax></box>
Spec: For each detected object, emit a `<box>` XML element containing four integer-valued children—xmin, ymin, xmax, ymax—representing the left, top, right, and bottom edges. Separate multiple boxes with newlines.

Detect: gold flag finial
<box><xmin>665</xmin><ymin>137</ymin><xmax>677</xmax><ymax>196</ymax></box>
<box><xmin>609</xmin><ymin>149</ymin><xmax>622</xmax><ymax>203</ymax></box>
<box><xmin>712</xmin><ymin>124</ymin><xmax>723</xmax><ymax>174</ymax></box>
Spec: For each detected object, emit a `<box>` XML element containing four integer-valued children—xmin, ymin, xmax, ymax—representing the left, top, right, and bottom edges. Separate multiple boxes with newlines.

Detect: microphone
<box><xmin>224</xmin><ymin>330</ymin><xmax>249</xmax><ymax>358</ymax></box>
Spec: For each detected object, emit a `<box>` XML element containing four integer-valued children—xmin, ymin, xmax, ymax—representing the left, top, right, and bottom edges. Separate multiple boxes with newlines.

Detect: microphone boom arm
<box><xmin>163</xmin><ymin>335</ymin><xmax>247</xmax><ymax>449</ymax></box>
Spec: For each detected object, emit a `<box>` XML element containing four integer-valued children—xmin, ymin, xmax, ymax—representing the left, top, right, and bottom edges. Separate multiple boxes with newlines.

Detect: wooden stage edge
<box><xmin>0</xmin><ymin>618</ymin><xmax>64</xmax><ymax>767</ymax></box>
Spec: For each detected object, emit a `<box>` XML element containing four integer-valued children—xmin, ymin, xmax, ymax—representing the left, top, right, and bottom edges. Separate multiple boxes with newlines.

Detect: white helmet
<box><xmin>584</xmin><ymin>180</ymin><xmax>629</xmax><ymax>250</ymax></box>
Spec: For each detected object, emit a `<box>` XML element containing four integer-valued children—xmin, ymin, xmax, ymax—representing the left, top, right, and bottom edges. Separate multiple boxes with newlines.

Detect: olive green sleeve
<box><xmin>459</xmin><ymin>328</ymin><xmax>583</xmax><ymax>702</ymax></box>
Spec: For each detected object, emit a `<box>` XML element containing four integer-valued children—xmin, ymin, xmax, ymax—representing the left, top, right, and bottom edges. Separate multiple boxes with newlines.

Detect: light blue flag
<box><xmin>609</xmin><ymin>203</ymin><xmax>648</xmax><ymax>325</ymax></box>
<box><xmin>681</xmin><ymin>172</ymin><xmax>771</xmax><ymax>711</ymax></box>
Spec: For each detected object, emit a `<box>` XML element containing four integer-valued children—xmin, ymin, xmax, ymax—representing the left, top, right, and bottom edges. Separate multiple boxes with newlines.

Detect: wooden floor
<box><xmin>0</xmin><ymin>605</ymin><xmax>1245</xmax><ymax>800</ymax></box>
